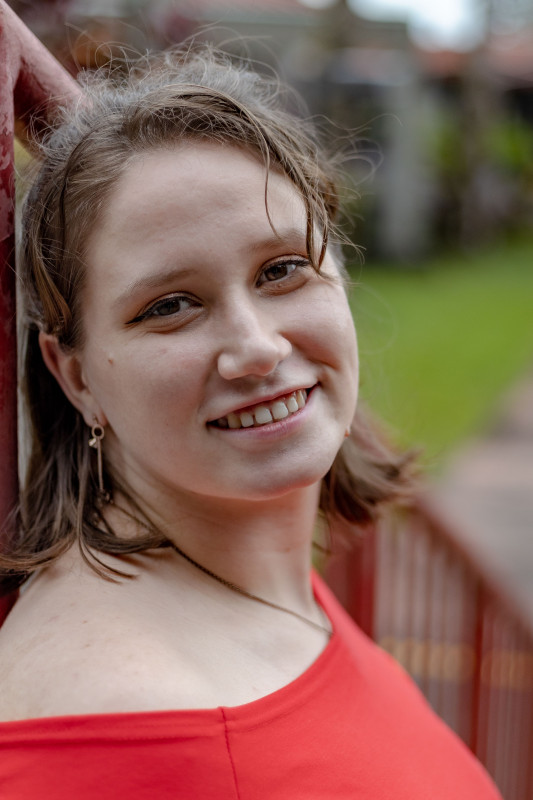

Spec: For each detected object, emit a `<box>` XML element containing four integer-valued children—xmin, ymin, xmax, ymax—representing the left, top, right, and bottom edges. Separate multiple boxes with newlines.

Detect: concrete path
<box><xmin>426</xmin><ymin>369</ymin><xmax>533</xmax><ymax>624</ymax></box>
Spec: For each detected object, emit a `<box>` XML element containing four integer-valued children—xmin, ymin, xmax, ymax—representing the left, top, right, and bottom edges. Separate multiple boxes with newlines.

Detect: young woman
<box><xmin>0</xmin><ymin>46</ymin><xmax>502</xmax><ymax>798</ymax></box>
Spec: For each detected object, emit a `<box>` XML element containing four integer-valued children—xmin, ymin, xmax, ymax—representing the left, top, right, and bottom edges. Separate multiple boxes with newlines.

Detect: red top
<box><xmin>0</xmin><ymin>574</ymin><xmax>502</xmax><ymax>799</ymax></box>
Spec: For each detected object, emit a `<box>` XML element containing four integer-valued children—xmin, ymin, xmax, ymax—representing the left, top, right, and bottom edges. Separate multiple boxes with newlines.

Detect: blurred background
<box><xmin>9</xmin><ymin>0</ymin><xmax>533</xmax><ymax>611</ymax></box>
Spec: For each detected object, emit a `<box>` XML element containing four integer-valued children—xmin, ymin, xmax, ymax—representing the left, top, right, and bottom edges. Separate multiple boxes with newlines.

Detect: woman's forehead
<box><xmin>91</xmin><ymin>143</ymin><xmax>308</xmax><ymax>247</ymax></box>
<box><xmin>119</xmin><ymin>141</ymin><xmax>294</xmax><ymax>197</ymax></box>
<box><xmin>81</xmin><ymin>143</ymin><xmax>312</xmax><ymax>299</ymax></box>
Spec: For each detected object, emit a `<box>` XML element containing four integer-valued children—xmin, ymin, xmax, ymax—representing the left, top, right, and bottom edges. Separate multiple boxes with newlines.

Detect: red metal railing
<box><xmin>325</xmin><ymin>498</ymin><xmax>533</xmax><ymax>800</ymax></box>
<box><xmin>1</xmin><ymin>3</ymin><xmax>532</xmax><ymax>796</ymax></box>
<box><xmin>0</xmin><ymin>0</ymin><xmax>79</xmax><ymax>619</ymax></box>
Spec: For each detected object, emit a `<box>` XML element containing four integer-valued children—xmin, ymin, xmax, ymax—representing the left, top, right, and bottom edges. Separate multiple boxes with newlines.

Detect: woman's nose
<box><xmin>216</xmin><ymin>303</ymin><xmax>292</xmax><ymax>381</ymax></box>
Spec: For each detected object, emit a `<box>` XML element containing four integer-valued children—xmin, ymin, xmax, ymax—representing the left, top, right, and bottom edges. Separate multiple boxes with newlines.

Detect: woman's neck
<box><xmin>110</xmin><ymin>481</ymin><xmax>322</xmax><ymax>614</ymax></box>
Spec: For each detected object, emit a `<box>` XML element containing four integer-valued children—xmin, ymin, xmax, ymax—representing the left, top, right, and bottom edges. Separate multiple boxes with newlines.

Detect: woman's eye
<box><xmin>128</xmin><ymin>295</ymin><xmax>197</xmax><ymax>324</ymax></box>
<box><xmin>259</xmin><ymin>259</ymin><xmax>309</xmax><ymax>285</ymax></box>
<box><xmin>149</xmin><ymin>296</ymin><xmax>193</xmax><ymax>317</ymax></box>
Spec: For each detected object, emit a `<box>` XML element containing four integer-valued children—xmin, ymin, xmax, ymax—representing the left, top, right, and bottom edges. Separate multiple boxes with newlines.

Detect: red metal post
<box><xmin>0</xmin><ymin>0</ymin><xmax>79</xmax><ymax>621</ymax></box>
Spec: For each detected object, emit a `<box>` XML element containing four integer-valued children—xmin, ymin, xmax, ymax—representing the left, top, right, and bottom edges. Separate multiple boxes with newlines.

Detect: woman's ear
<box><xmin>38</xmin><ymin>332</ymin><xmax>107</xmax><ymax>427</ymax></box>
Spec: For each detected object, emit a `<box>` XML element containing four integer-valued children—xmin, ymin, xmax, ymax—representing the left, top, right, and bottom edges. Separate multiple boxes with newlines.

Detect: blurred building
<box><xmin>9</xmin><ymin>0</ymin><xmax>533</xmax><ymax>261</ymax></box>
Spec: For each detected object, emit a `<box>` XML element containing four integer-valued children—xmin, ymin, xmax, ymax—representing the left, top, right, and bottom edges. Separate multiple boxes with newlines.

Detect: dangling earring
<box><xmin>344</xmin><ymin>427</ymin><xmax>351</xmax><ymax>439</ymax></box>
<box><xmin>89</xmin><ymin>418</ymin><xmax>107</xmax><ymax>500</ymax></box>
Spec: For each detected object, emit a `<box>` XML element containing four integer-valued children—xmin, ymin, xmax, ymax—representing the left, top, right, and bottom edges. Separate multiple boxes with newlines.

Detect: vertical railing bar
<box><xmin>513</xmin><ymin>625</ymin><xmax>533</xmax><ymax>800</ymax></box>
<box><xmin>412</xmin><ymin>518</ymin><xmax>428</xmax><ymax>692</ymax></box>
<box><xmin>421</xmin><ymin>519</ymin><xmax>435</xmax><ymax>699</ymax></box>
<box><xmin>458</xmin><ymin>560</ymin><xmax>473</xmax><ymax>742</ymax></box>
<box><xmin>487</xmin><ymin>609</ymin><xmax>504</xmax><ymax>790</ymax></box>
<box><xmin>469</xmin><ymin>577</ymin><xmax>484</xmax><ymax>754</ymax></box>
<box><xmin>387</xmin><ymin>512</ymin><xmax>400</xmax><ymax>663</ymax></box>
<box><xmin>524</xmin><ymin>624</ymin><xmax>533</xmax><ymax>800</ymax></box>
<box><xmin>509</xmin><ymin>626</ymin><xmax>525</xmax><ymax>800</ymax></box>
<box><xmin>356</xmin><ymin>524</ymin><xmax>376</xmax><ymax>640</ymax></box>
<box><xmin>0</xmin><ymin>3</ymin><xmax>20</xmax><ymax>623</ymax></box>
<box><xmin>427</xmin><ymin>531</ymin><xmax>439</xmax><ymax>707</ymax></box>
<box><xmin>527</xmin><ymin>701</ymin><xmax>533</xmax><ymax>799</ymax></box>
<box><xmin>403</xmin><ymin>511</ymin><xmax>416</xmax><ymax>675</ymax></box>
<box><xmin>498</xmin><ymin>618</ymin><xmax>512</xmax><ymax>797</ymax></box>
<box><xmin>482</xmin><ymin>603</ymin><xmax>496</xmax><ymax>776</ymax></box>
<box><xmin>512</xmin><ymin>627</ymin><xmax>523</xmax><ymax>800</ymax></box>
<box><xmin>436</xmin><ymin>540</ymin><xmax>448</xmax><ymax>717</ymax></box>
<box><xmin>438</xmin><ymin>541</ymin><xmax>450</xmax><ymax>717</ymax></box>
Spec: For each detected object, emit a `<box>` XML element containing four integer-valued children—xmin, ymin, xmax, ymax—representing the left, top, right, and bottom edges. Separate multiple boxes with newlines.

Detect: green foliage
<box><xmin>428</xmin><ymin>114</ymin><xmax>465</xmax><ymax>178</ymax></box>
<box><xmin>484</xmin><ymin>119</ymin><xmax>533</xmax><ymax>174</ymax></box>
<box><xmin>428</xmin><ymin>115</ymin><xmax>533</xmax><ymax>177</ymax></box>
<box><xmin>348</xmin><ymin>240</ymin><xmax>533</xmax><ymax>471</ymax></box>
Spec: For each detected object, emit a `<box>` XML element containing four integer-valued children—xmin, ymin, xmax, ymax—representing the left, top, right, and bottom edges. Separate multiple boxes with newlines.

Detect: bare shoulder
<box><xmin>0</xmin><ymin>549</ymin><xmax>328</xmax><ymax>722</ymax></box>
<box><xmin>0</xmin><ymin>550</ymin><xmax>204</xmax><ymax>722</ymax></box>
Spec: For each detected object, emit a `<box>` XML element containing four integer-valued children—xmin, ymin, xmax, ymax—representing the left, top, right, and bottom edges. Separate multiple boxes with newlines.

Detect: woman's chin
<box><xmin>221</xmin><ymin>451</ymin><xmax>338</xmax><ymax>504</ymax></box>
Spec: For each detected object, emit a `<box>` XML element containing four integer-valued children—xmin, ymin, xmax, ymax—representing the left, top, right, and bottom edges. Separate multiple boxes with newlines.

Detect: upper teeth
<box><xmin>215</xmin><ymin>390</ymin><xmax>307</xmax><ymax>430</ymax></box>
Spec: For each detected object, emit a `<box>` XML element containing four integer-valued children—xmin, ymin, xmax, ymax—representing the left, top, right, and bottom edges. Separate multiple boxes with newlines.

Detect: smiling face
<box><xmin>58</xmin><ymin>143</ymin><xmax>359</xmax><ymax>514</ymax></box>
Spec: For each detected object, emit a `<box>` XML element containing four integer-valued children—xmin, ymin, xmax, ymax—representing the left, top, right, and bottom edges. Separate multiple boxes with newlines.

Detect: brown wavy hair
<box><xmin>1</xmin><ymin>44</ymin><xmax>413</xmax><ymax>591</ymax></box>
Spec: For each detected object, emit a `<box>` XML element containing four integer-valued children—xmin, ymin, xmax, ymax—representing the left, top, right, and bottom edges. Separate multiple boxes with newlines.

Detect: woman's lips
<box><xmin>211</xmin><ymin>389</ymin><xmax>309</xmax><ymax>430</ymax></box>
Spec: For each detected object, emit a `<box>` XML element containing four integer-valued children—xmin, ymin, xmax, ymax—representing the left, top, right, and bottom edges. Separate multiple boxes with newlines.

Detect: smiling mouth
<box><xmin>210</xmin><ymin>389</ymin><xmax>310</xmax><ymax>430</ymax></box>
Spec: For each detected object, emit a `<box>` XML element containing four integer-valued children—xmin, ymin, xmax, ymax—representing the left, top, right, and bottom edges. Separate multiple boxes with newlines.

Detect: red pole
<box><xmin>0</xmin><ymin>0</ymin><xmax>79</xmax><ymax>621</ymax></box>
<box><xmin>0</xmin><ymin>4</ymin><xmax>21</xmax><ymax>604</ymax></box>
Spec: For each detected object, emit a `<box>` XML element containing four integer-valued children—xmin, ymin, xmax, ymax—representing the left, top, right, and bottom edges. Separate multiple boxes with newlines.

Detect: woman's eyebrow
<box><xmin>248</xmin><ymin>228</ymin><xmax>307</xmax><ymax>255</ymax></box>
<box><xmin>112</xmin><ymin>266</ymin><xmax>196</xmax><ymax>311</ymax></box>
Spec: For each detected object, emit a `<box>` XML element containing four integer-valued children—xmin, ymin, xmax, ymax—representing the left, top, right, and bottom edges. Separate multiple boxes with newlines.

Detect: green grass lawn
<box><xmin>347</xmin><ymin>239</ymin><xmax>533</xmax><ymax>471</ymax></box>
